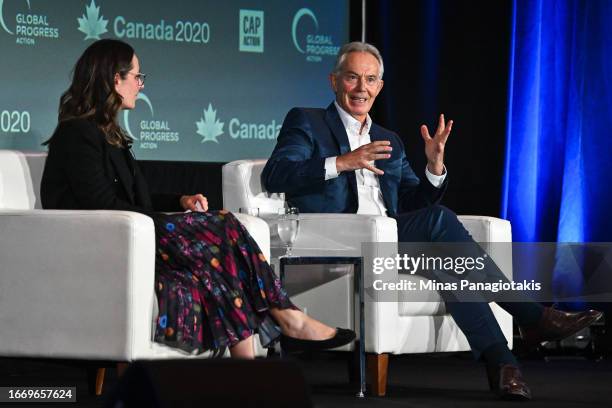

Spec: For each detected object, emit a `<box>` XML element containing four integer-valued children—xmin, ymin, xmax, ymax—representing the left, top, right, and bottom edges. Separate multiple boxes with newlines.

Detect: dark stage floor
<box><xmin>1</xmin><ymin>353</ymin><xmax>611</xmax><ymax>407</ymax></box>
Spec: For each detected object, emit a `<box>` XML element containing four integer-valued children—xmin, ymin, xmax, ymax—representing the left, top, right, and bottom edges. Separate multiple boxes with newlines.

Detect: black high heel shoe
<box><xmin>280</xmin><ymin>328</ymin><xmax>356</xmax><ymax>354</ymax></box>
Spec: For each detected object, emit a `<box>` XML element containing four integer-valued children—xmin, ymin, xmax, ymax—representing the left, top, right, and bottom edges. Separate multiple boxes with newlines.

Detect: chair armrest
<box><xmin>0</xmin><ymin>210</ymin><xmax>156</xmax><ymax>361</ymax></box>
<box><xmin>458</xmin><ymin>215</ymin><xmax>513</xmax><ymax>280</ymax></box>
<box><xmin>457</xmin><ymin>215</ymin><xmax>512</xmax><ymax>242</ymax></box>
<box><xmin>233</xmin><ymin>213</ymin><xmax>271</xmax><ymax>262</ymax></box>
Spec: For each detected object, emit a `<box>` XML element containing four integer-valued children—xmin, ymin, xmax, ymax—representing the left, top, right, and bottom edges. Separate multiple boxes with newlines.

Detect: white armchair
<box><xmin>0</xmin><ymin>150</ymin><xmax>271</xmax><ymax>393</ymax></box>
<box><xmin>222</xmin><ymin>159</ymin><xmax>513</xmax><ymax>396</ymax></box>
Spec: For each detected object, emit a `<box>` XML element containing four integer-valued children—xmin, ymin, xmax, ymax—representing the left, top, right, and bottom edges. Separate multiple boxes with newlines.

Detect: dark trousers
<box><xmin>394</xmin><ymin>205</ymin><xmax>543</xmax><ymax>361</ymax></box>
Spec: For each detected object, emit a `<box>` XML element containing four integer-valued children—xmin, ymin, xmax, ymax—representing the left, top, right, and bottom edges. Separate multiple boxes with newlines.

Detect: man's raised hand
<box><xmin>336</xmin><ymin>140</ymin><xmax>392</xmax><ymax>175</ymax></box>
<box><xmin>421</xmin><ymin>114</ymin><xmax>453</xmax><ymax>176</ymax></box>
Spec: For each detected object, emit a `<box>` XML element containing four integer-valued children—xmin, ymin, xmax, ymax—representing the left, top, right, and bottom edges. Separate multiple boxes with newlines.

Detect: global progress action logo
<box><xmin>0</xmin><ymin>0</ymin><xmax>60</xmax><ymax>45</ymax></box>
<box><xmin>77</xmin><ymin>0</ymin><xmax>210</xmax><ymax>44</ymax></box>
<box><xmin>291</xmin><ymin>8</ymin><xmax>340</xmax><ymax>62</ymax></box>
<box><xmin>123</xmin><ymin>93</ymin><xmax>180</xmax><ymax>150</ymax></box>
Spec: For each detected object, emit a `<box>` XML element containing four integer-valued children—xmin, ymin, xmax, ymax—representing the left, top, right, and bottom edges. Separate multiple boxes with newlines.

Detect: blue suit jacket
<box><xmin>261</xmin><ymin>103</ymin><xmax>446</xmax><ymax>216</ymax></box>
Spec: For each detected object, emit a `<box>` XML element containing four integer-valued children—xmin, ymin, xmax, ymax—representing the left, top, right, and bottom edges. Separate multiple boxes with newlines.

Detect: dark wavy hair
<box><xmin>53</xmin><ymin>39</ymin><xmax>135</xmax><ymax>147</ymax></box>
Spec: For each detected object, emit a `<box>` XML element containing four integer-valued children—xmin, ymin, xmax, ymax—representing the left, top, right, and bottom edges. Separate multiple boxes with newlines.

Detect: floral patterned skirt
<box><xmin>151</xmin><ymin>210</ymin><xmax>294</xmax><ymax>354</ymax></box>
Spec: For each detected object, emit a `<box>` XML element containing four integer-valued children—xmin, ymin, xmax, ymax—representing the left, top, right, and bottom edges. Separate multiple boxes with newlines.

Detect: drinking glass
<box><xmin>238</xmin><ymin>207</ymin><xmax>260</xmax><ymax>217</ymax></box>
<box><xmin>277</xmin><ymin>207</ymin><xmax>300</xmax><ymax>257</ymax></box>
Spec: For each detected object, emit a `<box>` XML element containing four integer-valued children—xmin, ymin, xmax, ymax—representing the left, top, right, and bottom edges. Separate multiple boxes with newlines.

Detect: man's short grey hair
<box><xmin>332</xmin><ymin>42</ymin><xmax>384</xmax><ymax>79</ymax></box>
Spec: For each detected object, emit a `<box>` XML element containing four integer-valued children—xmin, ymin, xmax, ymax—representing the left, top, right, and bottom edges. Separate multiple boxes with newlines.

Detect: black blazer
<box><xmin>41</xmin><ymin>119</ymin><xmax>180</xmax><ymax>213</ymax></box>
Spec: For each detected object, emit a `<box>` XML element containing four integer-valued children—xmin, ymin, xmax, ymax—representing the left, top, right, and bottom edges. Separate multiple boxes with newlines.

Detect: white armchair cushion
<box><xmin>233</xmin><ymin>213</ymin><xmax>271</xmax><ymax>261</ymax></box>
<box><xmin>0</xmin><ymin>211</ymin><xmax>273</xmax><ymax>361</ymax></box>
<box><xmin>0</xmin><ymin>210</ymin><xmax>157</xmax><ymax>360</ymax></box>
<box><xmin>0</xmin><ymin>150</ymin><xmax>37</xmax><ymax>210</ymax></box>
<box><xmin>397</xmin><ymin>216</ymin><xmax>513</xmax><ymax>317</ymax></box>
<box><xmin>222</xmin><ymin>159</ymin><xmax>285</xmax><ymax>216</ymax></box>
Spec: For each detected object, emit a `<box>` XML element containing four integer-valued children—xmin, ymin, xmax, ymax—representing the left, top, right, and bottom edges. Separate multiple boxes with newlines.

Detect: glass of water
<box><xmin>277</xmin><ymin>207</ymin><xmax>300</xmax><ymax>257</ymax></box>
<box><xmin>238</xmin><ymin>207</ymin><xmax>260</xmax><ymax>217</ymax></box>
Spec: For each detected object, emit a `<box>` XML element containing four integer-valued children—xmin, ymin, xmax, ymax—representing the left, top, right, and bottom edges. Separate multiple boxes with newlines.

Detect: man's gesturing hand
<box><xmin>336</xmin><ymin>140</ymin><xmax>392</xmax><ymax>175</ymax></box>
<box><xmin>421</xmin><ymin>114</ymin><xmax>453</xmax><ymax>176</ymax></box>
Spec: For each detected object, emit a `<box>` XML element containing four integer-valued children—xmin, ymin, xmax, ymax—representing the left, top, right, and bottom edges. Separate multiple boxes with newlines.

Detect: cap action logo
<box><xmin>291</xmin><ymin>8</ymin><xmax>339</xmax><ymax>62</ymax></box>
<box><xmin>239</xmin><ymin>9</ymin><xmax>264</xmax><ymax>53</ymax></box>
<box><xmin>77</xmin><ymin>0</ymin><xmax>108</xmax><ymax>40</ymax></box>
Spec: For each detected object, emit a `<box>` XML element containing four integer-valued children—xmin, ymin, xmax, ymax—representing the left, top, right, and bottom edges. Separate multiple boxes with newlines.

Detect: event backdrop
<box><xmin>0</xmin><ymin>0</ymin><xmax>349</xmax><ymax>161</ymax></box>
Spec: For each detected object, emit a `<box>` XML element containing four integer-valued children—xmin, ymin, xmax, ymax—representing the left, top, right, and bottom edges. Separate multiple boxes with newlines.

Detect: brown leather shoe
<box><xmin>486</xmin><ymin>364</ymin><xmax>532</xmax><ymax>400</ymax></box>
<box><xmin>519</xmin><ymin>306</ymin><xmax>603</xmax><ymax>348</ymax></box>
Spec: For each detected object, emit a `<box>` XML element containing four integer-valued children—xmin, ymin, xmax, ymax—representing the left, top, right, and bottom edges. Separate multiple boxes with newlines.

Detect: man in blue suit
<box><xmin>262</xmin><ymin>42</ymin><xmax>601</xmax><ymax>400</ymax></box>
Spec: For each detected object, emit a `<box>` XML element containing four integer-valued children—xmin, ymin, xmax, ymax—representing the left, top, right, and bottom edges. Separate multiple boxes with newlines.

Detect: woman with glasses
<box><xmin>40</xmin><ymin>39</ymin><xmax>354</xmax><ymax>358</ymax></box>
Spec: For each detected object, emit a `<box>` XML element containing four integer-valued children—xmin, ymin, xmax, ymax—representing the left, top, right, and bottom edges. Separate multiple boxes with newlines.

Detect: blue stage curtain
<box><xmin>503</xmin><ymin>0</ymin><xmax>612</xmax><ymax>243</ymax></box>
<box><xmin>502</xmin><ymin>0</ymin><xmax>612</xmax><ymax>302</ymax></box>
